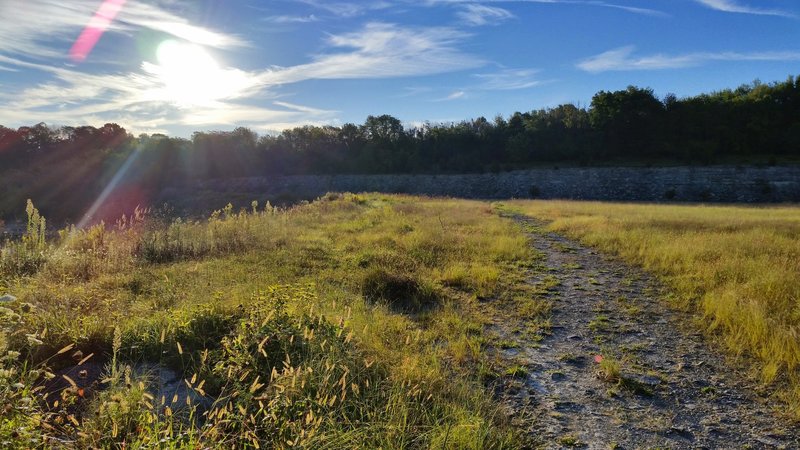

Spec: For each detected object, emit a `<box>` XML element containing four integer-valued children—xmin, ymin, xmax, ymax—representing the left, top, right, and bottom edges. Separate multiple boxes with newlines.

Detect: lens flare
<box><xmin>70</xmin><ymin>0</ymin><xmax>127</xmax><ymax>62</ymax></box>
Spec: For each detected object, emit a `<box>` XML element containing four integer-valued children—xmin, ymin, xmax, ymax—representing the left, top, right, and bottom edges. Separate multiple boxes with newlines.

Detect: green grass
<box><xmin>588</xmin><ymin>315</ymin><xmax>611</xmax><ymax>333</ymax></box>
<box><xmin>503</xmin><ymin>365</ymin><xmax>529</xmax><ymax>378</ymax></box>
<box><xmin>508</xmin><ymin>199</ymin><xmax>800</xmax><ymax>416</ymax></box>
<box><xmin>0</xmin><ymin>194</ymin><xmax>534</xmax><ymax>448</ymax></box>
<box><xmin>557</xmin><ymin>434</ymin><xmax>584</xmax><ymax>447</ymax></box>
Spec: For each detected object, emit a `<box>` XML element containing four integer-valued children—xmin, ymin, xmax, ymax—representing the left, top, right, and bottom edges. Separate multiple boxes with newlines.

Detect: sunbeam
<box><xmin>77</xmin><ymin>143</ymin><xmax>142</xmax><ymax>228</ymax></box>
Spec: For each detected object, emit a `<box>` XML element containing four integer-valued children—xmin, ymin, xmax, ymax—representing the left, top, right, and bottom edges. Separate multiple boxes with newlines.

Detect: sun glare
<box><xmin>149</xmin><ymin>39</ymin><xmax>253</xmax><ymax>107</ymax></box>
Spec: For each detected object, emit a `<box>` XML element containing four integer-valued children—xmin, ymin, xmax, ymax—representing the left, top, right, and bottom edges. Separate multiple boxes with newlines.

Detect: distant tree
<box><xmin>362</xmin><ymin>115</ymin><xmax>404</xmax><ymax>142</ymax></box>
<box><xmin>4</xmin><ymin>73</ymin><xmax>800</xmax><ymax>223</ymax></box>
<box><xmin>590</xmin><ymin>86</ymin><xmax>665</xmax><ymax>158</ymax></box>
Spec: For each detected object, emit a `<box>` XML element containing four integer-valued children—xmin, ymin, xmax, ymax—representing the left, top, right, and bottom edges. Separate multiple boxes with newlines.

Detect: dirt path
<box><xmin>489</xmin><ymin>215</ymin><xmax>799</xmax><ymax>449</ymax></box>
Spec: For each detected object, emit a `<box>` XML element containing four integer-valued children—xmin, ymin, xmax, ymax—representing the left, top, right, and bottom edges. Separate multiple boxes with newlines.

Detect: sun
<box><xmin>148</xmin><ymin>39</ymin><xmax>252</xmax><ymax>107</ymax></box>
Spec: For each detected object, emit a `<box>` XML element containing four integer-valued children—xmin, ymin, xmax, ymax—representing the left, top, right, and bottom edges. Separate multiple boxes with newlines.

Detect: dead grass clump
<box><xmin>361</xmin><ymin>267</ymin><xmax>440</xmax><ymax>313</ymax></box>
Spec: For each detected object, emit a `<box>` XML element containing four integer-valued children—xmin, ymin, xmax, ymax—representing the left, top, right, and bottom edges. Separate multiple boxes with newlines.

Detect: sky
<box><xmin>0</xmin><ymin>0</ymin><xmax>799</xmax><ymax>137</ymax></box>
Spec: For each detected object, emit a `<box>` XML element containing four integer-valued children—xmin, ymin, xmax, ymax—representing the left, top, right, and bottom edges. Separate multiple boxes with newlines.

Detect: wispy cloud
<box><xmin>580</xmin><ymin>1</ymin><xmax>666</xmax><ymax>17</ymax></box>
<box><xmin>180</xmin><ymin>101</ymin><xmax>338</xmax><ymax>130</ymax></box>
<box><xmin>693</xmin><ymin>0</ymin><xmax>796</xmax><ymax>18</ymax></box>
<box><xmin>261</xmin><ymin>14</ymin><xmax>319</xmax><ymax>24</ymax></box>
<box><xmin>439</xmin><ymin>90</ymin><xmax>466</xmax><ymax>101</ymax></box>
<box><xmin>0</xmin><ymin>52</ymin><xmax>304</xmax><ymax>134</ymax></box>
<box><xmin>0</xmin><ymin>0</ymin><xmax>247</xmax><ymax>60</ymax></box>
<box><xmin>0</xmin><ymin>74</ymin><xmax>335</xmax><ymax>135</ymax></box>
<box><xmin>474</xmin><ymin>68</ymin><xmax>543</xmax><ymax>90</ymax></box>
<box><xmin>397</xmin><ymin>86</ymin><xmax>435</xmax><ymax>98</ymax></box>
<box><xmin>293</xmin><ymin>0</ymin><xmax>393</xmax><ymax>18</ymax></box>
<box><xmin>0</xmin><ymin>19</ymin><xmax>484</xmax><ymax>133</ymax></box>
<box><xmin>272</xmin><ymin>101</ymin><xmax>338</xmax><ymax>115</ymax></box>
<box><xmin>577</xmin><ymin>45</ymin><xmax>800</xmax><ymax>72</ymax></box>
<box><xmin>457</xmin><ymin>4</ymin><xmax>514</xmax><ymax>25</ymax></box>
<box><xmin>424</xmin><ymin>0</ymin><xmax>666</xmax><ymax>17</ymax></box>
<box><xmin>259</xmin><ymin>23</ymin><xmax>484</xmax><ymax>85</ymax></box>
<box><xmin>424</xmin><ymin>67</ymin><xmax>545</xmax><ymax>102</ymax></box>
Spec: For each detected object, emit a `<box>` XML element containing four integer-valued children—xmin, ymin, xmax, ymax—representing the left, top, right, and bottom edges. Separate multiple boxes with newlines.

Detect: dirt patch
<box><xmin>489</xmin><ymin>215</ymin><xmax>798</xmax><ymax>449</ymax></box>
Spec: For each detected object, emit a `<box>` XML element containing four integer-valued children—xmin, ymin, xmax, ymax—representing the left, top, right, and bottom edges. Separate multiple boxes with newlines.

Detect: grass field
<box><xmin>506</xmin><ymin>200</ymin><xmax>800</xmax><ymax>414</ymax></box>
<box><xmin>0</xmin><ymin>194</ymin><xmax>537</xmax><ymax>449</ymax></box>
<box><xmin>3</xmin><ymin>194</ymin><xmax>799</xmax><ymax>448</ymax></box>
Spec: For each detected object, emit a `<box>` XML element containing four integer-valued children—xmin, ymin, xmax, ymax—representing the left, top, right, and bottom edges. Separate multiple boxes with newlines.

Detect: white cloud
<box><xmin>577</xmin><ymin>45</ymin><xmax>800</xmax><ymax>72</ymax></box>
<box><xmin>0</xmin><ymin>20</ymin><xmax>484</xmax><ymax>133</ymax></box>
<box><xmin>272</xmin><ymin>101</ymin><xmax>337</xmax><ymax>116</ymax></box>
<box><xmin>443</xmin><ymin>90</ymin><xmax>466</xmax><ymax>100</ymax></box>
<box><xmin>397</xmin><ymin>86</ymin><xmax>435</xmax><ymax>98</ymax></box>
<box><xmin>0</xmin><ymin>53</ymin><xmax>298</xmax><ymax>133</ymax></box>
<box><xmin>457</xmin><ymin>4</ymin><xmax>515</xmax><ymax>26</ymax></box>
<box><xmin>693</xmin><ymin>0</ymin><xmax>795</xmax><ymax>18</ymax></box>
<box><xmin>294</xmin><ymin>0</ymin><xmax>393</xmax><ymax>18</ymax></box>
<box><xmin>261</xmin><ymin>14</ymin><xmax>319</xmax><ymax>24</ymax></box>
<box><xmin>424</xmin><ymin>0</ymin><xmax>666</xmax><ymax>17</ymax></box>
<box><xmin>179</xmin><ymin>102</ymin><xmax>338</xmax><ymax>127</ymax></box>
<box><xmin>579</xmin><ymin>1</ymin><xmax>666</xmax><ymax>17</ymax></box>
<box><xmin>258</xmin><ymin>23</ymin><xmax>484</xmax><ymax>85</ymax></box>
<box><xmin>423</xmin><ymin>67</ymin><xmax>544</xmax><ymax>101</ymax></box>
<box><xmin>474</xmin><ymin>68</ymin><xmax>543</xmax><ymax>89</ymax></box>
<box><xmin>0</xmin><ymin>0</ymin><xmax>247</xmax><ymax>60</ymax></box>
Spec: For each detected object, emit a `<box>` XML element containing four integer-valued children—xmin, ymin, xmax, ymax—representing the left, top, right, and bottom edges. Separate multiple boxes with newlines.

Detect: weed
<box><xmin>597</xmin><ymin>356</ymin><xmax>622</xmax><ymax>383</ymax></box>
<box><xmin>558</xmin><ymin>353</ymin><xmax>582</xmax><ymax>364</ymax></box>
<box><xmin>498</xmin><ymin>340</ymin><xmax>520</xmax><ymax>350</ymax></box>
<box><xmin>558</xmin><ymin>434</ymin><xmax>584</xmax><ymax>447</ymax></box>
<box><xmin>0</xmin><ymin>200</ymin><xmax>48</xmax><ymax>277</ymax></box>
<box><xmin>588</xmin><ymin>315</ymin><xmax>611</xmax><ymax>333</ymax></box>
<box><xmin>504</xmin><ymin>365</ymin><xmax>529</xmax><ymax>378</ymax></box>
<box><xmin>701</xmin><ymin>386</ymin><xmax>717</xmax><ymax>396</ymax></box>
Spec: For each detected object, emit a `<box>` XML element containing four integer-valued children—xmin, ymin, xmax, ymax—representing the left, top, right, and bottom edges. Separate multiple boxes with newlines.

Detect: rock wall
<box><xmin>176</xmin><ymin>165</ymin><xmax>800</xmax><ymax>203</ymax></box>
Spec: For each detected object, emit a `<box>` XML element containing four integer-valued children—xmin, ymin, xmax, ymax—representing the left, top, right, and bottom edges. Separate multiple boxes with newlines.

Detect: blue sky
<box><xmin>1</xmin><ymin>0</ymin><xmax>799</xmax><ymax>136</ymax></box>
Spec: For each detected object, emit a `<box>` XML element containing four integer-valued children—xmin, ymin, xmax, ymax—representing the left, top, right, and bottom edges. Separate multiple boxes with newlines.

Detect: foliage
<box><xmin>3</xmin><ymin>75</ymin><xmax>800</xmax><ymax>222</ymax></box>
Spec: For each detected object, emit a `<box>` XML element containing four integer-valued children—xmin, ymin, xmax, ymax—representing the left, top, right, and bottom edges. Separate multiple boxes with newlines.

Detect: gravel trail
<box><xmin>490</xmin><ymin>215</ymin><xmax>798</xmax><ymax>449</ymax></box>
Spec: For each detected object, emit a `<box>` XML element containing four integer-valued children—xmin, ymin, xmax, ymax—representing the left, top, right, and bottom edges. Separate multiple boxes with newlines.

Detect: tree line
<box><xmin>1</xmin><ymin>76</ymin><xmax>799</xmax><ymax>221</ymax></box>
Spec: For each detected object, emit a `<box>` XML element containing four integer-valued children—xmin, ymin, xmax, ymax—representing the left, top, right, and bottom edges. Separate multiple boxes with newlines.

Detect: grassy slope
<box><xmin>0</xmin><ymin>194</ymin><xmax>535</xmax><ymax>449</ymax></box>
<box><xmin>507</xmin><ymin>200</ymin><xmax>800</xmax><ymax>415</ymax></box>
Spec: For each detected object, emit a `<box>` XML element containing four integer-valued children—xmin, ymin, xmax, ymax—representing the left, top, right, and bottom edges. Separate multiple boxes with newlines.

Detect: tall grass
<box><xmin>508</xmin><ymin>200</ymin><xmax>800</xmax><ymax>415</ymax></box>
<box><xmin>0</xmin><ymin>194</ymin><xmax>532</xmax><ymax>448</ymax></box>
<box><xmin>0</xmin><ymin>200</ymin><xmax>47</xmax><ymax>277</ymax></box>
